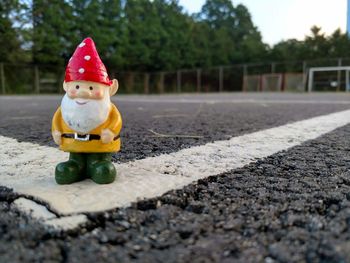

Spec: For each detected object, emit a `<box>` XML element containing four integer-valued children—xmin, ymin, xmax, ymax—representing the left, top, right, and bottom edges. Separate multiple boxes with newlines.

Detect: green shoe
<box><xmin>55</xmin><ymin>153</ymin><xmax>86</xmax><ymax>185</ymax></box>
<box><xmin>87</xmin><ymin>153</ymin><xmax>116</xmax><ymax>184</ymax></box>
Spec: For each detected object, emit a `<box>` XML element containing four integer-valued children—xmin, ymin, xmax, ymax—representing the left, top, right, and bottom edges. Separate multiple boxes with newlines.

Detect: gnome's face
<box><xmin>63</xmin><ymin>80</ymin><xmax>118</xmax><ymax>100</ymax></box>
<box><xmin>61</xmin><ymin>80</ymin><xmax>118</xmax><ymax>134</ymax></box>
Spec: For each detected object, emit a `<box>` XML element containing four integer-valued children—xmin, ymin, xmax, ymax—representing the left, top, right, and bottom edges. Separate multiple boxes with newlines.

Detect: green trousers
<box><xmin>55</xmin><ymin>153</ymin><xmax>116</xmax><ymax>185</ymax></box>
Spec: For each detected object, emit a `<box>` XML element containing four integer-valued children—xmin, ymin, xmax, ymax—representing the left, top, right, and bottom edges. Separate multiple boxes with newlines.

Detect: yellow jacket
<box><xmin>52</xmin><ymin>104</ymin><xmax>122</xmax><ymax>153</ymax></box>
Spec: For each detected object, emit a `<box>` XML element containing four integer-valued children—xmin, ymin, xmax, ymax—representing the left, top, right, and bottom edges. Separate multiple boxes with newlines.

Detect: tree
<box><xmin>269</xmin><ymin>26</ymin><xmax>350</xmax><ymax>63</ymax></box>
<box><xmin>123</xmin><ymin>0</ymin><xmax>159</xmax><ymax>71</ymax></box>
<box><xmin>198</xmin><ymin>0</ymin><xmax>266</xmax><ymax>65</ymax></box>
<box><xmin>99</xmin><ymin>0</ymin><xmax>125</xmax><ymax>69</ymax></box>
<box><xmin>0</xmin><ymin>0</ymin><xmax>27</xmax><ymax>63</ymax></box>
<box><xmin>199</xmin><ymin>0</ymin><xmax>236</xmax><ymax>29</ymax></box>
<box><xmin>68</xmin><ymin>0</ymin><xmax>124</xmax><ymax>69</ymax></box>
<box><xmin>327</xmin><ymin>29</ymin><xmax>350</xmax><ymax>58</ymax></box>
<box><xmin>231</xmin><ymin>4</ymin><xmax>267</xmax><ymax>62</ymax></box>
<box><xmin>152</xmin><ymin>0</ymin><xmax>196</xmax><ymax>70</ymax></box>
<box><xmin>189</xmin><ymin>20</ymin><xmax>212</xmax><ymax>67</ymax></box>
<box><xmin>32</xmin><ymin>0</ymin><xmax>73</xmax><ymax>64</ymax></box>
<box><xmin>303</xmin><ymin>26</ymin><xmax>329</xmax><ymax>59</ymax></box>
<box><xmin>269</xmin><ymin>39</ymin><xmax>305</xmax><ymax>61</ymax></box>
<box><xmin>198</xmin><ymin>0</ymin><xmax>236</xmax><ymax>65</ymax></box>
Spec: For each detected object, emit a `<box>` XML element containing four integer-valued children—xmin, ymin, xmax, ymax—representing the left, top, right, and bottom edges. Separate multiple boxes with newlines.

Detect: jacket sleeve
<box><xmin>108</xmin><ymin>104</ymin><xmax>122</xmax><ymax>135</ymax></box>
<box><xmin>52</xmin><ymin>107</ymin><xmax>62</xmax><ymax>133</ymax></box>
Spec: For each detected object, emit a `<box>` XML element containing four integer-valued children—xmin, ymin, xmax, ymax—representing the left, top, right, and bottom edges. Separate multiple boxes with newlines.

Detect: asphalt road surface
<box><xmin>1</xmin><ymin>93</ymin><xmax>350</xmax><ymax>262</ymax></box>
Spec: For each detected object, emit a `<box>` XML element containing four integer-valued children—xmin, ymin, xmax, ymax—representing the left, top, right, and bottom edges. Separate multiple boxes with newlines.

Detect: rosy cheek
<box><xmin>69</xmin><ymin>90</ymin><xmax>77</xmax><ymax>97</ymax></box>
<box><xmin>94</xmin><ymin>91</ymin><xmax>102</xmax><ymax>98</ymax></box>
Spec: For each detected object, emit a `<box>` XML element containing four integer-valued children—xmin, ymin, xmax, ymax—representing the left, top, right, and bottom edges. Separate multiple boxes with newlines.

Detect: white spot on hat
<box><xmin>78</xmin><ymin>68</ymin><xmax>85</xmax><ymax>74</ymax></box>
<box><xmin>103</xmin><ymin>72</ymin><xmax>108</xmax><ymax>77</ymax></box>
<box><xmin>84</xmin><ymin>55</ymin><xmax>91</xmax><ymax>61</ymax></box>
<box><xmin>78</xmin><ymin>42</ymin><xmax>86</xmax><ymax>48</ymax></box>
<box><xmin>69</xmin><ymin>57</ymin><xmax>72</xmax><ymax>61</ymax></box>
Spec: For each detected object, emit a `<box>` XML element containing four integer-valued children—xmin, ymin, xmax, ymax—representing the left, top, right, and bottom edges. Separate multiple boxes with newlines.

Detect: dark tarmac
<box><xmin>0</xmin><ymin>93</ymin><xmax>350</xmax><ymax>262</ymax></box>
<box><xmin>1</xmin><ymin>93</ymin><xmax>350</xmax><ymax>162</ymax></box>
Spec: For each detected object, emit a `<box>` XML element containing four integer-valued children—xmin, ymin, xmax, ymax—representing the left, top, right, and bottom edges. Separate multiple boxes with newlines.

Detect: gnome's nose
<box><xmin>77</xmin><ymin>88</ymin><xmax>91</xmax><ymax>99</ymax></box>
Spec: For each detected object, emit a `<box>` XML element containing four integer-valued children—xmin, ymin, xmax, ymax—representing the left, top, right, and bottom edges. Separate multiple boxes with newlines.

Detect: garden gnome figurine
<box><xmin>52</xmin><ymin>37</ymin><xmax>122</xmax><ymax>184</ymax></box>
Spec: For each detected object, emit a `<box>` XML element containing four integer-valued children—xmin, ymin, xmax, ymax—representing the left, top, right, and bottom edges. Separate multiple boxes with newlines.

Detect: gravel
<box><xmin>1</xmin><ymin>121</ymin><xmax>350</xmax><ymax>262</ymax></box>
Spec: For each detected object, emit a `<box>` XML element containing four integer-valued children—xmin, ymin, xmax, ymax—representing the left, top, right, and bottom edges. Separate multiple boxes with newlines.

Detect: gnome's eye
<box><xmin>89</xmin><ymin>86</ymin><xmax>93</xmax><ymax>91</ymax></box>
<box><xmin>76</xmin><ymin>85</ymin><xmax>80</xmax><ymax>89</ymax></box>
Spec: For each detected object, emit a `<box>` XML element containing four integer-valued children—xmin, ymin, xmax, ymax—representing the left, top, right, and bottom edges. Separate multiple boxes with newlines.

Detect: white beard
<box><xmin>61</xmin><ymin>93</ymin><xmax>111</xmax><ymax>134</ymax></box>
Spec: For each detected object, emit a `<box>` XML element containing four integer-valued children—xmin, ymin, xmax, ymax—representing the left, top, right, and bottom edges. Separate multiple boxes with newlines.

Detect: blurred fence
<box><xmin>1</xmin><ymin>57</ymin><xmax>350</xmax><ymax>94</ymax></box>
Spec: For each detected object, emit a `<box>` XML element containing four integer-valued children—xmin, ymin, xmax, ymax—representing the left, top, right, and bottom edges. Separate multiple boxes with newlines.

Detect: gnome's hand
<box><xmin>52</xmin><ymin>131</ymin><xmax>62</xmax><ymax>145</ymax></box>
<box><xmin>101</xmin><ymin>129</ymin><xmax>115</xmax><ymax>144</ymax></box>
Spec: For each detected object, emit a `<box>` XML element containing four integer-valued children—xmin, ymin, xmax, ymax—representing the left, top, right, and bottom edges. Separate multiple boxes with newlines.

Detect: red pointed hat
<box><xmin>65</xmin><ymin>37</ymin><xmax>112</xmax><ymax>86</ymax></box>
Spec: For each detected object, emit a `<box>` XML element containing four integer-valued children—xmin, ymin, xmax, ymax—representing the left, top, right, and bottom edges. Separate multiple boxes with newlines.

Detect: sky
<box><xmin>178</xmin><ymin>0</ymin><xmax>347</xmax><ymax>46</ymax></box>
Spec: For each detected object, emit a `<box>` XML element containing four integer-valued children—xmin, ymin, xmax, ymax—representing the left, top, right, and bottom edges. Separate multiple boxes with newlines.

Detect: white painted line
<box><xmin>1</xmin><ymin>110</ymin><xmax>350</xmax><ymax>219</ymax></box>
<box><xmin>11</xmin><ymin>197</ymin><xmax>89</xmax><ymax>231</ymax></box>
<box><xmin>12</xmin><ymin>198</ymin><xmax>57</xmax><ymax>221</ymax></box>
<box><xmin>44</xmin><ymin>215</ymin><xmax>88</xmax><ymax>231</ymax></box>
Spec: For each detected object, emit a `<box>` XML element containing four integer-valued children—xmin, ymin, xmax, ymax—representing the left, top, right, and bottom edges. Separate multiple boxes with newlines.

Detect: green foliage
<box><xmin>69</xmin><ymin>0</ymin><xmax>124</xmax><ymax>68</ymax></box>
<box><xmin>269</xmin><ymin>26</ymin><xmax>350</xmax><ymax>62</ymax></box>
<box><xmin>152</xmin><ymin>0</ymin><xmax>195</xmax><ymax>70</ymax></box>
<box><xmin>30</xmin><ymin>0</ymin><xmax>125</xmax><ymax>66</ymax></box>
<box><xmin>328</xmin><ymin>29</ymin><xmax>350</xmax><ymax>58</ymax></box>
<box><xmin>198</xmin><ymin>0</ymin><xmax>266</xmax><ymax>64</ymax></box>
<box><xmin>32</xmin><ymin>0</ymin><xmax>73</xmax><ymax>64</ymax></box>
<box><xmin>10</xmin><ymin>0</ymin><xmax>266</xmax><ymax>70</ymax></box>
<box><xmin>2</xmin><ymin>0</ymin><xmax>350</xmax><ymax>73</ymax></box>
<box><xmin>123</xmin><ymin>0</ymin><xmax>195</xmax><ymax>71</ymax></box>
<box><xmin>0</xmin><ymin>0</ymin><xmax>27</xmax><ymax>63</ymax></box>
<box><xmin>189</xmin><ymin>21</ymin><xmax>211</xmax><ymax>67</ymax></box>
<box><xmin>123</xmin><ymin>0</ymin><xmax>161</xmax><ymax>70</ymax></box>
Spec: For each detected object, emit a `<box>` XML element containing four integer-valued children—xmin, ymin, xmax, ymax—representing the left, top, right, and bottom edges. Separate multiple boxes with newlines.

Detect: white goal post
<box><xmin>308</xmin><ymin>66</ymin><xmax>350</xmax><ymax>92</ymax></box>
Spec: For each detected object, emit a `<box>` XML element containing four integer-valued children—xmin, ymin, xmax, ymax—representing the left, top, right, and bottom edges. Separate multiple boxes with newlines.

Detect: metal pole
<box><xmin>159</xmin><ymin>72</ymin><xmax>164</xmax><ymax>94</ymax></box>
<box><xmin>34</xmin><ymin>65</ymin><xmax>40</xmax><ymax>94</ymax></box>
<box><xmin>243</xmin><ymin>64</ymin><xmax>248</xmax><ymax>76</ymax></box>
<box><xmin>144</xmin><ymin>73</ymin><xmax>150</xmax><ymax>94</ymax></box>
<box><xmin>177</xmin><ymin>70</ymin><xmax>181</xmax><ymax>93</ymax></box>
<box><xmin>337</xmin><ymin>58</ymin><xmax>342</xmax><ymax>92</ymax></box>
<box><xmin>346</xmin><ymin>70</ymin><xmax>349</xmax><ymax>92</ymax></box>
<box><xmin>308</xmin><ymin>69</ymin><xmax>313</xmax><ymax>93</ymax></box>
<box><xmin>271</xmin><ymin>63</ymin><xmax>276</xmax><ymax>74</ymax></box>
<box><xmin>196</xmin><ymin>69</ymin><xmax>201</xmax><ymax>93</ymax></box>
<box><xmin>303</xmin><ymin>61</ymin><xmax>307</xmax><ymax>91</ymax></box>
<box><xmin>126</xmin><ymin>72</ymin><xmax>135</xmax><ymax>93</ymax></box>
<box><xmin>242</xmin><ymin>65</ymin><xmax>248</xmax><ymax>91</ymax></box>
<box><xmin>348</xmin><ymin>0</ymin><xmax>350</xmax><ymax>36</ymax></box>
<box><xmin>0</xmin><ymin>63</ymin><xmax>5</xmax><ymax>94</ymax></box>
<box><xmin>219</xmin><ymin>66</ymin><xmax>224</xmax><ymax>92</ymax></box>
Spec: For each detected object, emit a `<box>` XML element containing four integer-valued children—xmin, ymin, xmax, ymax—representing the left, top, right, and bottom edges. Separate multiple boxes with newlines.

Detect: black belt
<box><xmin>62</xmin><ymin>133</ymin><xmax>120</xmax><ymax>142</ymax></box>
